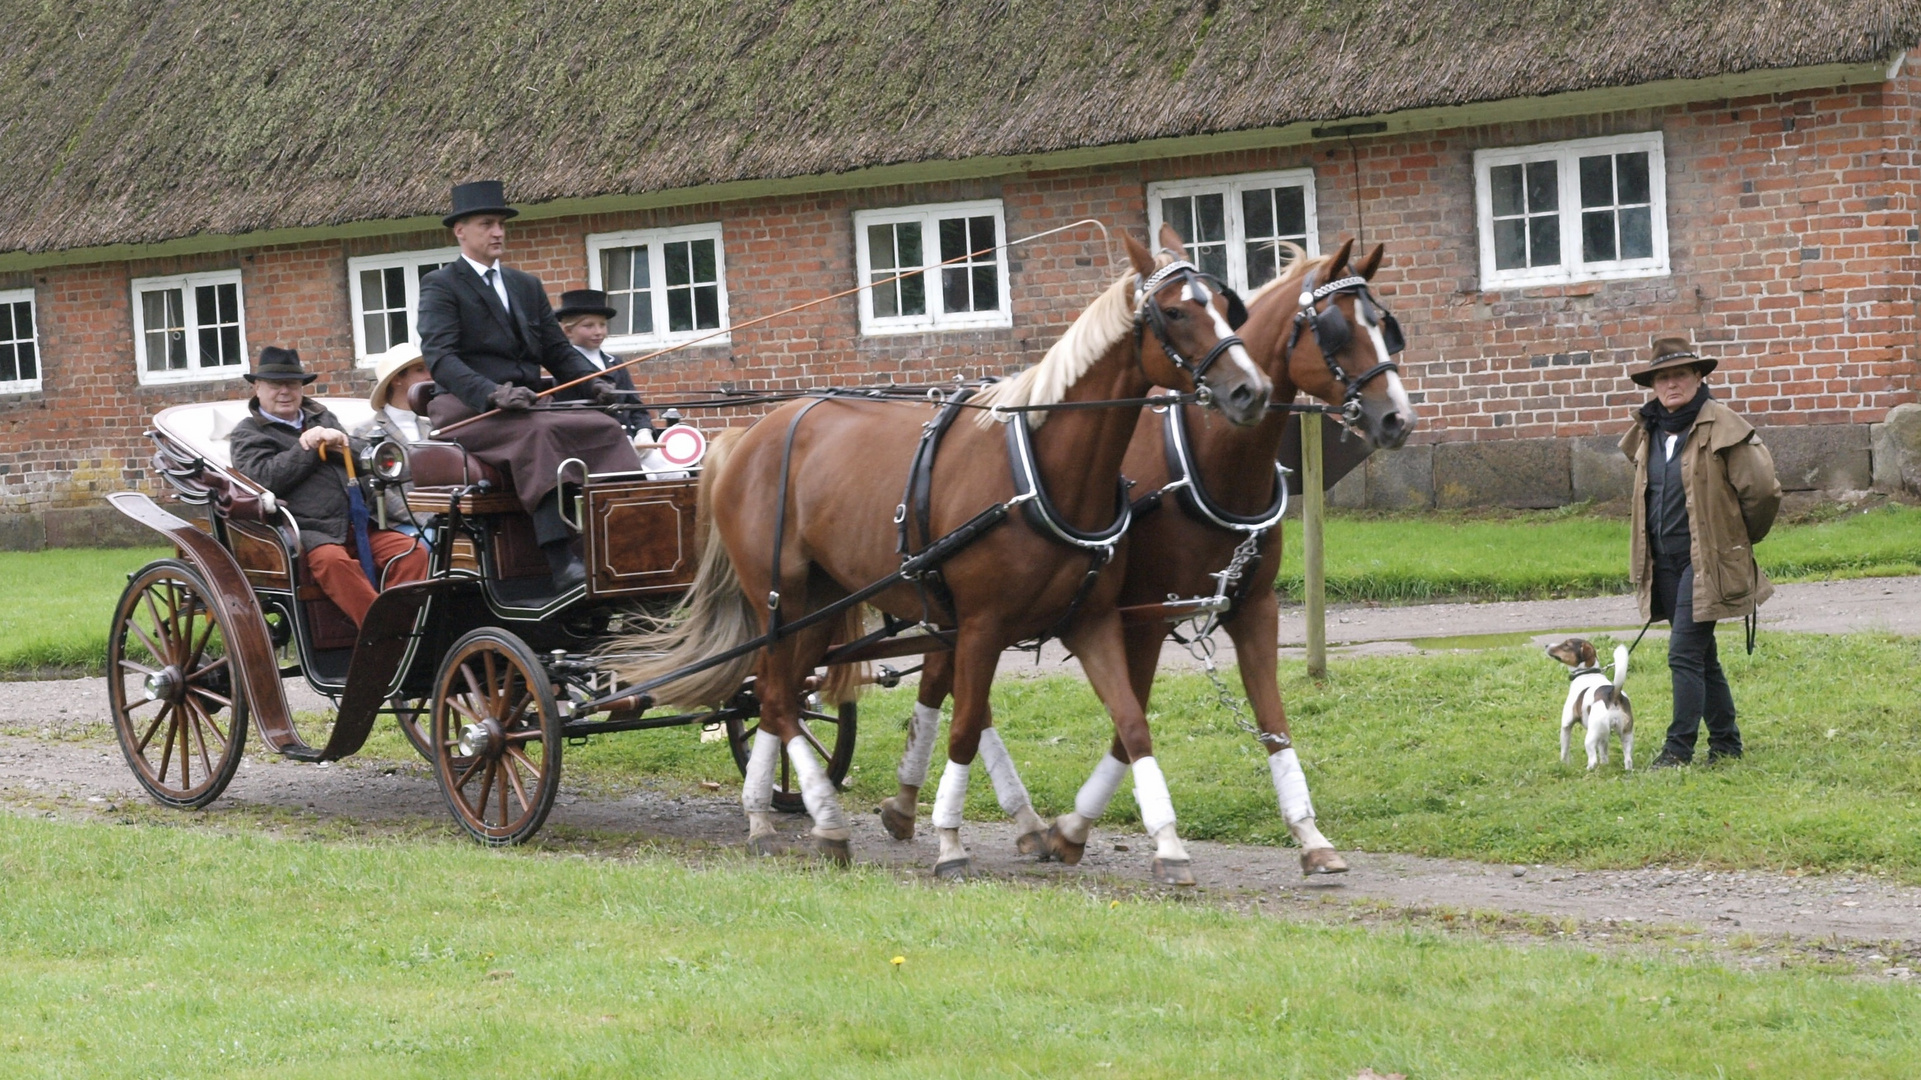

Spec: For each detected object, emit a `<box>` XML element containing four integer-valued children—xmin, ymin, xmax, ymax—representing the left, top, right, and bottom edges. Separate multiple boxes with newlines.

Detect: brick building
<box><xmin>2</xmin><ymin>2</ymin><xmax>1918</xmax><ymax>547</ymax></box>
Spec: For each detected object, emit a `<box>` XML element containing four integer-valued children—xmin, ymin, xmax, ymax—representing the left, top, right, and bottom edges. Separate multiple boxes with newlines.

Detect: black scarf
<box><xmin>1639</xmin><ymin>383</ymin><xmax>1710</xmax><ymax>437</ymax></box>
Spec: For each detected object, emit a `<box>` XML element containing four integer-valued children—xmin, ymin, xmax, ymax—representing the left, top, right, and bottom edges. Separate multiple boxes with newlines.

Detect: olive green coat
<box><xmin>1620</xmin><ymin>397</ymin><xmax>1783</xmax><ymax>623</ymax></box>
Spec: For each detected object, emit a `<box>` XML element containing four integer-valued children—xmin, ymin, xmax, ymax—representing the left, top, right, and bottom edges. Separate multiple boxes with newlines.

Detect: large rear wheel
<box><xmin>107</xmin><ymin>560</ymin><xmax>248</xmax><ymax>809</ymax></box>
<box><xmin>724</xmin><ymin>690</ymin><xmax>857</xmax><ymax>814</ymax></box>
<box><xmin>429</xmin><ymin>629</ymin><xmax>562</xmax><ymax>845</ymax></box>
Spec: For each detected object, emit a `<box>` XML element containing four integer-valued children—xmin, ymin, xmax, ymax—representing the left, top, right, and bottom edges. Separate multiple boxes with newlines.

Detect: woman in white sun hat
<box><xmin>353</xmin><ymin>341</ymin><xmax>434</xmax><ymax>532</ymax></box>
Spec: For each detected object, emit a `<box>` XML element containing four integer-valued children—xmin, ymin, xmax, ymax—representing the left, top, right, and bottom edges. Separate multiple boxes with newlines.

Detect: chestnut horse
<box><xmin>616</xmin><ymin>225</ymin><xmax>1269</xmax><ymax>875</ymax></box>
<box><xmin>881</xmin><ymin>239</ymin><xmax>1416</xmax><ymax>880</ymax></box>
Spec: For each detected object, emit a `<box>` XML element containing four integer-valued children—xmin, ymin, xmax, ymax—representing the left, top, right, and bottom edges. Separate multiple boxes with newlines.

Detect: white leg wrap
<box><xmin>1131</xmin><ymin>756</ymin><xmax>1177</xmax><ymax>836</ymax></box>
<box><xmin>785</xmin><ymin>736</ymin><xmax>847</xmax><ymax>833</ymax></box>
<box><xmin>1269</xmin><ymin>747</ymin><xmax>1315</xmax><ymax>825</ymax></box>
<box><xmin>976</xmin><ymin>729</ymin><xmax>1033</xmax><ymax>817</ymax></box>
<box><xmin>741</xmin><ymin>729</ymin><xmax>779</xmax><ymax>815</ymax></box>
<box><xmin>1074</xmin><ymin>753</ymin><xmax>1129</xmax><ymax>822</ymax></box>
<box><xmin>931</xmin><ymin>760</ymin><xmax>970</xmax><ymax>830</ymax></box>
<box><xmin>897</xmin><ymin>702</ymin><xmax>941</xmax><ymax>787</ymax></box>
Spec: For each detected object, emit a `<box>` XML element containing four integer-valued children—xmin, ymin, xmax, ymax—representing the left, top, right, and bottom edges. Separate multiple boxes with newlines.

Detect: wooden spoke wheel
<box><xmin>429</xmin><ymin>629</ymin><xmax>562</xmax><ymax>845</ymax></box>
<box><xmin>107</xmin><ymin>560</ymin><xmax>248</xmax><ymax>809</ymax></box>
<box><xmin>724</xmin><ymin>692</ymin><xmax>858</xmax><ymax>814</ymax></box>
<box><xmin>391</xmin><ymin>697</ymin><xmax>434</xmax><ymax>761</ymax></box>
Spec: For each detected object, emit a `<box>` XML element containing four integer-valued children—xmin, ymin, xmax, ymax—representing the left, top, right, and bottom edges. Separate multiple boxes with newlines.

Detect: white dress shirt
<box><xmin>573</xmin><ymin>344</ymin><xmax>612</xmax><ymax>371</ymax></box>
<box><xmin>462</xmin><ymin>254</ymin><xmax>511</xmax><ymax>312</ymax></box>
<box><xmin>383</xmin><ymin>404</ymin><xmax>423</xmax><ymax>443</ymax></box>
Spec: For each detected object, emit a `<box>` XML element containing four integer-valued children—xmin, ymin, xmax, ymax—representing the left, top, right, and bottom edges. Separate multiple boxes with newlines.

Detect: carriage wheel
<box><xmin>724</xmin><ymin>695</ymin><xmax>858</xmax><ymax>814</ymax></box>
<box><xmin>107</xmin><ymin>560</ymin><xmax>248</xmax><ymax>809</ymax></box>
<box><xmin>429</xmin><ymin>629</ymin><xmax>562</xmax><ymax>845</ymax></box>
<box><xmin>391</xmin><ymin>697</ymin><xmax>434</xmax><ymax>761</ymax></box>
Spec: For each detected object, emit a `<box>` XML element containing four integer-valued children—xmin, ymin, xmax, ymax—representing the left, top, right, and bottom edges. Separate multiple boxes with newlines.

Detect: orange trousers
<box><xmin>306</xmin><ymin>529</ymin><xmax>428</xmax><ymax>627</ymax></box>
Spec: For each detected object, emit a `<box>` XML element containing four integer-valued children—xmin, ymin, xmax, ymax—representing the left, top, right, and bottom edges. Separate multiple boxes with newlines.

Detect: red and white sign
<box><xmin>656</xmin><ymin>424</ymin><xmax>707</xmax><ymax>468</ymax></box>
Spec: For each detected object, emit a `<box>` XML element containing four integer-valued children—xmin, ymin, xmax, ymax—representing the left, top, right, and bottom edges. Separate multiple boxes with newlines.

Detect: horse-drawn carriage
<box><xmin>104</xmin><ymin>388</ymin><xmax>857</xmax><ymax>844</ymax></box>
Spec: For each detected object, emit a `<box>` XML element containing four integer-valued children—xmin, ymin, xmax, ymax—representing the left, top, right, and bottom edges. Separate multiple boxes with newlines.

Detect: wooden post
<box><xmin>1301</xmin><ymin>410</ymin><xmax>1327</xmax><ymax>679</ymax></box>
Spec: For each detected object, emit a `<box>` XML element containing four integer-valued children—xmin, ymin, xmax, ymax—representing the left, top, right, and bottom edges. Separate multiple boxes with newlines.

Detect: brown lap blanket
<box><xmin>426</xmin><ymin>395</ymin><xmax>643</xmax><ymax>512</ymax></box>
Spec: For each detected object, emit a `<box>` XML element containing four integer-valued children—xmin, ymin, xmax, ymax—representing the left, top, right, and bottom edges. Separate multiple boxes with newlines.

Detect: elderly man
<box><xmin>229</xmin><ymin>347</ymin><xmax>428</xmax><ymax>628</ymax></box>
<box><xmin>415</xmin><ymin>180</ymin><xmax>643</xmax><ymax>593</ymax></box>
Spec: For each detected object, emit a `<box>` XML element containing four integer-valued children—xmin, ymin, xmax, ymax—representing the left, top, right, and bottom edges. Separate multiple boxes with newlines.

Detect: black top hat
<box><xmin>556</xmin><ymin>288</ymin><xmax>618</xmax><ymax>320</ymax></box>
<box><xmin>443</xmin><ymin>180</ymin><xmax>520</xmax><ymax>228</ymax></box>
<box><xmin>244</xmin><ymin>346</ymin><xmax>317</xmax><ymax>384</ymax></box>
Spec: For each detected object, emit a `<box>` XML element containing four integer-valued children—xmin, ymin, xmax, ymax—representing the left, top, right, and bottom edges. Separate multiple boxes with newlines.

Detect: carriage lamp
<box><xmin>365</xmin><ymin>439</ymin><xmax>409</xmax><ymax>483</ymax></box>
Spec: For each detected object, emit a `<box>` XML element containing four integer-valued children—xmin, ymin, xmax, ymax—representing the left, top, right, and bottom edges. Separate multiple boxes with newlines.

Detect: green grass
<box><xmin>529</xmin><ymin>631</ymin><xmax>1921</xmax><ymax>879</ymax></box>
<box><xmin>1275</xmin><ymin>502</ymin><xmax>1921</xmax><ymax>602</ymax></box>
<box><xmin>0</xmin><ymin>547</ymin><xmax>170</xmax><ymax>675</ymax></box>
<box><xmin>3</xmin><ymin>812</ymin><xmax>1919</xmax><ymax>1079</ymax></box>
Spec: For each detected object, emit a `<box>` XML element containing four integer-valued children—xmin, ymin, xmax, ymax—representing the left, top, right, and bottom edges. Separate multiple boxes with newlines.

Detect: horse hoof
<box><xmin>1152</xmin><ymin>857</ymin><xmax>1197</xmax><ymax>887</ymax></box>
<box><xmin>1015</xmin><ymin>829</ymin><xmax>1047</xmax><ymax>857</ymax></box>
<box><xmin>933</xmin><ymin>856</ymin><xmax>972</xmax><ymax>880</ymax></box>
<box><xmin>1040</xmin><ymin>824</ymin><xmax>1085</xmax><ymax>866</ymax></box>
<box><xmin>746</xmin><ymin>834</ymin><xmax>780</xmax><ymax>857</ymax></box>
<box><xmin>878</xmin><ymin>798</ymin><xmax>917</xmax><ymax>841</ymax></box>
<box><xmin>815</xmin><ymin>835</ymin><xmax>852</xmax><ymax>866</ymax></box>
<box><xmin>1301</xmin><ymin>847</ymin><xmax>1350</xmax><ymax>875</ymax></box>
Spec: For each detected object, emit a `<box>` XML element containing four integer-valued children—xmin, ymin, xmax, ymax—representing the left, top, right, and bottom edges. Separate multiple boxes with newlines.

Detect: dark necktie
<box><xmin>482</xmin><ymin>267</ymin><xmax>509</xmax><ymax>316</ymax></box>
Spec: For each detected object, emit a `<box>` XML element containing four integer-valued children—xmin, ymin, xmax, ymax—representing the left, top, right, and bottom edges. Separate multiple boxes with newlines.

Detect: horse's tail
<box><xmin>817</xmin><ymin>604</ymin><xmax>870</xmax><ymax>706</ymax></box>
<box><xmin>607</xmin><ymin>429</ymin><xmax>759</xmax><ymax>709</ymax></box>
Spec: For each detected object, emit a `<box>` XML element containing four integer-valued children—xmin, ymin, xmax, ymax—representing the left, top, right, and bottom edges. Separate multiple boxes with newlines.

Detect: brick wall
<box><xmin>3</xmin><ymin>76</ymin><xmax>1917</xmax><ymax>544</ymax></box>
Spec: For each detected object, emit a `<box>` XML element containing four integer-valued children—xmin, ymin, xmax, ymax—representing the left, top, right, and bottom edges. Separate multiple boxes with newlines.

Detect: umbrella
<box><xmin>322</xmin><ymin>444</ymin><xmax>378</xmax><ymax>586</ymax></box>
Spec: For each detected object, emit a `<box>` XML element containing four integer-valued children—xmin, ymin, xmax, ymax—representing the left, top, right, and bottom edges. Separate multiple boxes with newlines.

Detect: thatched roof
<box><xmin>2</xmin><ymin>1</ymin><xmax>1915</xmax><ymax>256</ymax></box>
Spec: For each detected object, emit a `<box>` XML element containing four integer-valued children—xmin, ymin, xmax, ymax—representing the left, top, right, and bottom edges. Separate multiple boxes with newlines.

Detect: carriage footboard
<box><xmin>292</xmin><ymin>577</ymin><xmax>464</xmax><ymax>762</ymax></box>
<box><xmin>104</xmin><ymin>492</ymin><xmax>299</xmax><ymax>754</ymax></box>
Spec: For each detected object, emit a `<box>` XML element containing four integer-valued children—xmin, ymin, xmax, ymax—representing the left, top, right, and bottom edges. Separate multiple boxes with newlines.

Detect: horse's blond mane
<box><xmin>971</xmin><ymin>271</ymin><xmax>1139</xmax><ymax>428</ymax></box>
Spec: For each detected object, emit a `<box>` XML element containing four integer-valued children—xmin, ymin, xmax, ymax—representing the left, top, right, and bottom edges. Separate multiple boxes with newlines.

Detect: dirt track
<box><xmin>5</xmin><ymin>577</ymin><xmax>1919</xmax><ymax>972</ymax></box>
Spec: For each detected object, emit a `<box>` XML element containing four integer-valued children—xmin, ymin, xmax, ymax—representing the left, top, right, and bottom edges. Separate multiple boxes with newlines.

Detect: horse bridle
<box><xmin>1134</xmin><ymin>259</ymin><xmax>1250</xmax><ymax>384</ymax></box>
<box><xmin>1285</xmin><ymin>268</ymin><xmax>1404</xmax><ymax>427</ymax></box>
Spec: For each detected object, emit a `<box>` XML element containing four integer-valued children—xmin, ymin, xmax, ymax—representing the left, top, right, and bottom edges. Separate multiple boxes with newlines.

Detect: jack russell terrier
<box><xmin>1545</xmin><ymin>638</ymin><xmax>1634</xmax><ymax>770</ymax></box>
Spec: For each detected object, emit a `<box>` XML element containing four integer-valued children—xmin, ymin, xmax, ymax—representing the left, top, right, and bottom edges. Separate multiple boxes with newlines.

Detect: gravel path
<box><xmin>6</xmin><ymin>577</ymin><xmax>1919</xmax><ymax>964</ymax></box>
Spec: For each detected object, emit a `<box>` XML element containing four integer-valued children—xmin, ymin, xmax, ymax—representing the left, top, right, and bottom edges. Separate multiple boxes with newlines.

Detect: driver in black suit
<box><xmin>415</xmin><ymin>181</ymin><xmax>643</xmax><ymax>593</ymax></box>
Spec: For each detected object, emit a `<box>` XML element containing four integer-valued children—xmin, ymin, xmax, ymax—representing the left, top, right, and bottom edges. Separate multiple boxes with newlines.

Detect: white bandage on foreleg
<box><xmin>1268</xmin><ymin>747</ymin><xmax>1315</xmax><ymax>824</ymax></box>
<box><xmin>897</xmin><ymin>702</ymin><xmax>942</xmax><ymax>787</ymax></box>
<box><xmin>784</xmin><ymin>736</ymin><xmax>847</xmax><ymax>832</ymax></box>
<box><xmin>976</xmin><ymin>729</ymin><xmax>1033</xmax><ymax>817</ymax></box>
<box><xmin>931</xmin><ymin>760</ymin><xmax>970</xmax><ymax>829</ymax></box>
<box><xmin>1130</xmin><ymin>756</ymin><xmax>1177</xmax><ymax>836</ymax></box>
<box><xmin>741</xmin><ymin>729</ymin><xmax>779</xmax><ymax>815</ymax></box>
<box><xmin>1074</xmin><ymin>753</ymin><xmax>1129</xmax><ymax>822</ymax></box>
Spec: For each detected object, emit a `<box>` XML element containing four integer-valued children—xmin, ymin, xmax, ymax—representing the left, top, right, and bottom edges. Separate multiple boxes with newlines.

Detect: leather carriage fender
<box><xmin>103</xmin><ymin>491</ymin><xmax>303</xmax><ymax>756</ymax></box>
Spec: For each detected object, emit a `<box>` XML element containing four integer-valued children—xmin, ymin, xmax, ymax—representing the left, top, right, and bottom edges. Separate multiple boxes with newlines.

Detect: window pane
<box><xmin>1528</xmin><ymin>214</ymin><xmax>1560</xmax><ymax>267</ymax></box>
<box><xmin>666</xmin><ymin>288</ymin><xmax>692</xmax><ymax>333</ymax></box>
<box><xmin>664</xmin><ymin>242</ymin><xmax>691</xmax><ymax>287</ymax></box>
<box><xmin>363</xmin><ymin>312</ymin><xmax>389</xmax><ymax>353</ymax></box>
<box><xmin>694</xmin><ymin>284</ymin><xmax>719</xmax><ymax>329</ymax></box>
<box><xmin>1582</xmin><ymin>209</ymin><xmax>1617</xmax><ymax>262</ymax></box>
<box><xmin>1195</xmin><ymin>193</ymin><xmax>1225</xmax><ymax>245</ymax></box>
<box><xmin>360</xmin><ymin>268</ymin><xmax>386</xmax><ymax>310</ymax></box>
<box><xmin>691</xmin><ymin>238</ymin><xmax>716</xmax><ymax>283</ymax></box>
<box><xmin>1492</xmin><ymin>218</ymin><xmax>1527</xmax><ymax>271</ymax></box>
<box><xmin>1616</xmin><ymin>152</ymin><xmax>1651</xmax><ymax>205</ymax></box>
<box><xmin>1525</xmin><ymin>161</ymin><xmax>1558</xmax><ymax>213</ymax></box>
<box><xmin>196</xmin><ymin>283</ymin><xmax>218</xmax><ymax>326</ymax></box>
<box><xmin>868</xmin><ymin>224</ymin><xmax>897</xmax><ymax>271</ymax></box>
<box><xmin>143</xmin><ymin>290</ymin><xmax>185</xmax><ymax>371</ymax></box>
<box><xmin>199</xmin><ymin>325</ymin><xmax>221</xmax><ymax>367</ymax></box>
<box><xmin>602</xmin><ymin>249</ymin><xmax>632</xmax><ymax>292</ymax></box>
<box><xmin>220</xmin><ymin>281</ymin><xmax>240</xmax><ymax>323</ymax></box>
<box><xmin>601</xmin><ymin>247</ymin><xmax>651</xmax><ymax>336</ymax></box>
<box><xmin>16</xmin><ymin>340</ymin><xmax>34</xmax><ymax>380</ymax></box>
<box><xmin>941</xmin><ymin>266</ymin><xmax>970</xmax><ymax>314</ymax></box>
<box><xmin>1620</xmin><ymin>206</ymin><xmax>1654</xmax><ymax>259</ymax></box>
<box><xmin>873</xmin><ymin>276</ymin><xmax>899</xmax><ymax>318</ymax></box>
<box><xmin>968</xmin><ymin>216</ymin><xmax>995</xmax><ymax>258</ymax></box>
<box><xmin>971</xmin><ymin>264</ymin><xmax>998</xmax><ymax>312</ymax></box>
<box><xmin>1489</xmin><ymin>165</ymin><xmax>1524</xmax><ymax>216</ymax></box>
<box><xmin>387</xmin><ymin>309</ymin><xmax>408</xmax><ymax>346</ymax></box>
<box><xmin>220</xmin><ymin>325</ymin><xmax>240</xmax><ymax>365</ymax></box>
<box><xmin>1578</xmin><ymin>155</ymin><xmax>1614</xmax><ymax>209</ymax></box>
<box><xmin>1272</xmin><ymin>186</ymin><xmax>1306</xmax><ymax>237</ymax></box>
<box><xmin>899</xmin><ymin>269</ymin><xmax>925</xmax><ymax>316</ymax></box>
<box><xmin>898</xmin><ymin>221</ymin><xmax>922</xmax><ymax>268</ymax></box>
<box><xmin>1242</xmin><ymin>189</ymin><xmax>1274</xmax><ymax>239</ymax></box>
<box><xmin>1245</xmin><ymin>243</ymin><xmax>1280</xmax><ymax>290</ymax></box>
<box><xmin>938</xmin><ymin>217</ymin><xmax>967</xmax><ymax>262</ymax></box>
<box><xmin>1197</xmin><ymin>243</ymin><xmax>1227</xmax><ymax>280</ymax></box>
<box><xmin>1163</xmin><ymin>197</ymin><xmax>1194</xmax><ymax>243</ymax></box>
<box><xmin>0</xmin><ymin>342</ymin><xmax>14</xmax><ymax>382</ymax></box>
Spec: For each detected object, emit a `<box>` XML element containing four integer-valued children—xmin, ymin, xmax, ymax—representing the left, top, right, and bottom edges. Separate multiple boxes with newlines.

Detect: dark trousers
<box><xmin>1652</xmin><ymin>555</ymin><xmax>1741</xmax><ymax>761</ymax></box>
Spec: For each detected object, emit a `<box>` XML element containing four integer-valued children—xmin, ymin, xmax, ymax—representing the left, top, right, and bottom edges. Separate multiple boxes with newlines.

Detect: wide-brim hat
<box><xmin>244</xmin><ymin>346</ymin><xmax>317</xmax><ymax>384</ymax></box>
<box><xmin>1629</xmin><ymin>336</ymin><xmax>1718</xmax><ymax>387</ymax></box>
<box><xmin>443</xmin><ymin>179</ymin><xmax>520</xmax><ymax>228</ymax></box>
<box><xmin>368</xmin><ymin>341</ymin><xmax>427</xmax><ymax>409</ymax></box>
<box><xmin>556</xmin><ymin>288</ymin><xmax>618</xmax><ymax>320</ymax></box>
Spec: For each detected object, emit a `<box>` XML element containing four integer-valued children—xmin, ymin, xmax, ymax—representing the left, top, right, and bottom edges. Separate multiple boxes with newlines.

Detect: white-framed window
<box><xmin>1474</xmin><ymin>132</ymin><xmax>1668</xmax><ymax>288</ymax></box>
<box><xmin>1147</xmin><ymin>169</ymin><xmax>1319</xmax><ymax>292</ymax></box>
<box><xmin>131</xmin><ymin>271</ymin><xmax>247</xmax><ymax>386</ymax></box>
<box><xmin>852</xmin><ymin>200</ymin><xmax>1011</xmax><ymax>335</ymax></box>
<box><xmin>0</xmin><ymin>289</ymin><xmax>40</xmax><ymax>394</ymax></box>
<box><xmin>346</xmin><ymin>247</ymin><xmax>462</xmax><ymax>364</ymax></box>
<box><xmin>584</xmin><ymin>224</ymin><xmax>730</xmax><ymax>351</ymax></box>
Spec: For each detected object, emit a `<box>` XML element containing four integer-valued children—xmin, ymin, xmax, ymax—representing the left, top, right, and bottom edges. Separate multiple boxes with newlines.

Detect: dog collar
<box><xmin>1568</xmin><ymin>665</ymin><xmax>1604</xmax><ymax>682</ymax></box>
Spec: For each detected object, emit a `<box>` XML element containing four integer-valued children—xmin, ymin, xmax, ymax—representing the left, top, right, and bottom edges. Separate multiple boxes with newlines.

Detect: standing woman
<box><xmin>1620</xmin><ymin>337</ymin><xmax>1782</xmax><ymax>767</ymax></box>
<box><xmin>557</xmin><ymin>288</ymin><xmax>653</xmax><ymax>438</ymax></box>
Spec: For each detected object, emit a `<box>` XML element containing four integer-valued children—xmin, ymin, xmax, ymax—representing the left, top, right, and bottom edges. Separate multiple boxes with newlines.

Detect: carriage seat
<box><xmin>401</xmin><ymin>383</ymin><xmax>519</xmax><ymax>514</ymax></box>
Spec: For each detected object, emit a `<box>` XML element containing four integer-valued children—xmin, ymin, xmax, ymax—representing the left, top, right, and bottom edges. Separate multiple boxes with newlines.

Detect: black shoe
<box><xmin>1705</xmin><ymin>748</ymin><xmax>1743</xmax><ymax>765</ymax></box>
<box><xmin>1649</xmin><ymin>752</ymin><xmax>1690</xmax><ymax>770</ymax></box>
<box><xmin>550</xmin><ymin>552</ymin><xmax>588</xmax><ymax>594</ymax></box>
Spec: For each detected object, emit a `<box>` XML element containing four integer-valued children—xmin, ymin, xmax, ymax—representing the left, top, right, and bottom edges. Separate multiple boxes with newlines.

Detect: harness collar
<box><xmin>1158</xmin><ymin>403</ymin><xmax>1289</xmax><ymax>536</ymax></box>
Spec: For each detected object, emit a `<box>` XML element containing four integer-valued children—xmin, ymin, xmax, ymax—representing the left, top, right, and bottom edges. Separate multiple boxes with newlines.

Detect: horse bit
<box><xmin>1285</xmin><ymin>268</ymin><xmax>1405</xmax><ymax>430</ymax></box>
